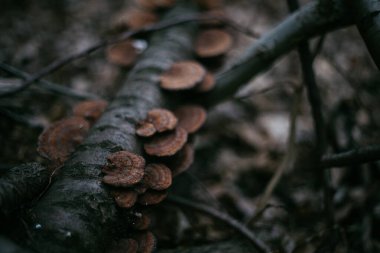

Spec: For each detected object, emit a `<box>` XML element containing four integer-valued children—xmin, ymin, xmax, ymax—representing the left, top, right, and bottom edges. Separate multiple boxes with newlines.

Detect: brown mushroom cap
<box><xmin>37</xmin><ymin>116</ymin><xmax>90</xmax><ymax>164</ymax></box>
<box><xmin>137</xmin><ymin>190</ymin><xmax>168</xmax><ymax>205</ymax></box>
<box><xmin>112</xmin><ymin>190</ymin><xmax>138</xmax><ymax>209</ymax></box>
<box><xmin>144</xmin><ymin>127</ymin><xmax>188</xmax><ymax>156</ymax></box>
<box><xmin>143</xmin><ymin>163</ymin><xmax>172</xmax><ymax>190</ymax></box>
<box><xmin>195</xmin><ymin>29</ymin><xmax>232</xmax><ymax>58</ymax></box>
<box><xmin>125</xmin><ymin>9</ymin><xmax>158</xmax><ymax>30</ymax></box>
<box><xmin>106</xmin><ymin>40</ymin><xmax>139</xmax><ymax>68</ymax></box>
<box><xmin>136</xmin><ymin>121</ymin><xmax>156</xmax><ymax>137</ymax></box>
<box><xmin>137</xmin><ymin>0</ymin><xmax>176</xmax><ymax>10</ymax></box>
<box><xmin>147</xmin><ymin>108</ymin><xmax>178</xmax><ymax>133</ymax></box>
<box><xmin>197</xmin><ymin>72</ymin><xmax>215</xmax><ymax>92</ymax></box>
<box><xmin>130</xmin><ymin>212</ymin><xmax>151</xmax><ymax>230</ymax></box>
<box><xmin>174</xmin><ymin>105</ymin><xmax>207</xmax><ymax>133</ymax></box>
<box><xmin>73</xmin><ymin>99</ymin><xmax>108</xmax><ymax>124</ymax></box>
<box><xmin>160</xmin><ymin>61</ymin><xmax>206</xmax><ymax>90</ymax></box>
<box><xmin>168</xmin><ymin>144</ymin><xmax>194</xmax><ymax>177</ymax></box>
<box><xmin>108</xmin><ymin>238</ymin><xmax>139</xmax><ymax>253</ymax></box>
<box><xmin>134</xmin><ymin>231</ymin><xmax>157</xmax><ymax>253</ymax></box>
<box><xmin>102</xmin><ymin>151</ymin><xmax>145</xmax><ymax>187</ymax></box>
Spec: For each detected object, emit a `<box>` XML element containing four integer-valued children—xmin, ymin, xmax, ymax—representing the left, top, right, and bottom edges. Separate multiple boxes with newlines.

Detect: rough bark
<box><xmin>205</xmin><ymin>0</ymin><xmax>353</xmax><ymax>106</ymax></box>
<box><xmin>23</xmin><ymin>2</ymin><xmax>198</xmax><ymax>253</ymax></box>
<box><xmin>0</xmin><ymin>163</ymin><xmax>49</xmax><ymax>219</ymax></box>
<box><xmin>349</xmin><ymin>0</ymin><xmax>380</xmax><ymax>69</ymax></box>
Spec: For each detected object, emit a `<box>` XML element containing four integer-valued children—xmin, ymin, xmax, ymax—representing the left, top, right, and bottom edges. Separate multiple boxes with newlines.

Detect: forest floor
<box><xmin>1</xmin><ymin>0</ymin><xmax>379</xmax><ymax>252</ymax></box>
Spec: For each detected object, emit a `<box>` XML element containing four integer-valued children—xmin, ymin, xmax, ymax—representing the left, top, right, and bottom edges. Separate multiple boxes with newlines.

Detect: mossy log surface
<box><xmin>24</xmin><ymin>2</ymin><xmax>197</xmax><ymax>253</ymax></box>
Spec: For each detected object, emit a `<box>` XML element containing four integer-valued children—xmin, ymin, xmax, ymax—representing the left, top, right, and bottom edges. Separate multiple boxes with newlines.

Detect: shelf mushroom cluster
<box><xmin>37</xmin><ymin>99</ymin><xmax>108</xmax><ymax>167</ymax></box>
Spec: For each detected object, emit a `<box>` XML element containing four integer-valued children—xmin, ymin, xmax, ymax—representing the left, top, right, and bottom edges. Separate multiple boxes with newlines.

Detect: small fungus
<box><xmin>144</xmin><ymin>127</ymin><xmax>188</xmax><ymax>156</ymax></box>
<box><xmin>174</xmin><ymin>105</ymin><xmax>207</xmax><ymax>134</ymax></box>
<box><xmin>147</xmin><ymin>108</ymin><xmax>178</xmax><ymax>133</ymax></box>
<box><xmin>136</xmin><ymin>121</ymin><xmax>156</xmax><ymax>137</ymax></box>
<box><xmin>137</xmin><ymin>190</ymin><xmax>168</xmax><ymax>205</ymax></box>
<box><xmin>195</xmin><ymin>29</ymin><xmax>232</xmax><ymax>58</ymax></box>
<box><xmin>168</xmin><ymin>144</ymin><xmax>194</xmax><ymax>177</ymax></box>
<box><xmin>160</xmin><ymin>61</ymin><xmax>206</xmax><ymax>90</ymax></box>
<box><xmin>112</xmin><ymin>190</ymin><xmax>138</xmax><ymax>209</ymax></box>
<box><xmin>108</xmin><ymin>238</ymin><xmax>139</xmax><ymax>253</ymax></box>
<box><xmin>106</xmin><ymin>40</ymin><xmax>139</xmax><ymax>68</ymax></box>
<box><xmin>197</xmin><ymin>72</ymin><xmax>215</xmax><ymax>92</ymax></box>
<box><xmin>142</xmin><ymin>163</ymin><xmax>172</xmax><ymax>190</ymax></box>
<box><xmin>102</xmin><ymin>151</ymin><xmax>145</xmax><ymax>187</ymax></box>
<box><xmin>134</xmin><ymin>231</ymin><xmax>157</xmax><ymax>253</ymax></box>
<box><xmin>37</xmin><ymin>116</ymin><xmax>90</xmax><ymax>164</ymax></box>
<box><xmin>73</xmin><ymin>99</ymin><xmax>108</xmax><ymax>124</ymax></box>
<box><xmin>130</xmin><ymin>212</ymin><xmax>151</xmax><ymax>230</ymax></box>
<box><xmin>124</xmin><ymin>9</ymin><xmax>158</xmax><ymax>30</ymax></box>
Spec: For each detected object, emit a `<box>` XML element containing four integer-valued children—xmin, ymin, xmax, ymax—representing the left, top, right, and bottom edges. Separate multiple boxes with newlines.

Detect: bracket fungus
<box><xmin>102</xmin><ymin>151</ymin><xmax>146</xmax><ymax>187</ymax></box>
<box><xmin>106</xmin><ymin>40</ymin><xmax>140</xmax><ymax>68</ymax></box>
<box><xmin>37</xmin><ymin>116</ymin><xmax>90</xmax><ymax>165</ymax></box>
<box><xmin>112</xmin><ymin>190</ymin><xmax>138</xmax><ymax>209</ymax></box>
<box><xmin>123</xmin><ymin>9</ymin><xmax>158</xmax><ymax>30</ymax></box>
<box><xmin>160</xmin><ymin>61</ymin><xmax>206</xmax><ymax>90</ymax></box>
<box><xmin>195</xmin><ymin>29</ymin><xmax>232</xmax><ymax>58</ymax></box>
<box><xmin>137</xmin><ymin>0</ymin><xmax>176</xmax><ymax>10</ymax></box>
<box><xmin>73</xmin><ymin>99</ymin><xmax>108</xmax><ymax>124</ymax></box>
<box><xmin>138</xmin><ymin>190</ymin><xmax>168</xmax><ymax>205</ymax></box>
<box><xmin>133</xmin><ymin>231</ymin><xmax>157</xmax><ymax>253</ymax></box>
<box><xmin>168</xmin><ymin>144</ymin><xmax>194</xmax><ymax>177</ymax></box>
<box><xmin>136</xmin><ymin>108</ymin><xmax>178</xmax><ymax>137</ymax></box>
<box><xmin>197</xmin><ymin>71</ymin><xmax>215</xmax><ymax>92</ymax></box>
<box><xmin>144</xmin><ymin>127</ymin><xmax>188</xmax><ymax>156</ymax></box>
<box><xmin>174</xmin><ymin>105</ymin><xmax>207</xmax><ymax>134</ymax></box>
<box><xmin>130</xmin><ymin>211</ymin><xmax>151</xmax><ymax>230</ymax></box>
<box><xmin>143</xmin><ymin>163</ymin><xmax>172</xmax><ymax>191</ymax></box>
<box><xmin>108</xmin><ymin>238</ymin><xmax>139</xmax><ymax>253</ymax></box>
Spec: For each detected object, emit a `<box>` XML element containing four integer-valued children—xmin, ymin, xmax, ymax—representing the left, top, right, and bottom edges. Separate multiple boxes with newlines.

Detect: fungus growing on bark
<box><xmin>112</xmin><ymin>190</ymin><xmax>138</xmax><ymax>209</ymax></box>
<box><xmin>168</xmin><ymin>144</ymin><xmax>194</xmax><ymax>176</ymax></box>
<box><xmin>134</xmin><ymin>231</ymin><xmax>157</xmax><ymax>253</ymax></box>
<box><xmin>137</xmin><ymin>0</ymin><xmax>176</xmax><ymax>10</ymax></box>
<box><xmin>37</xmin><ymin>117</ymin><xmax>90</xmax><ymax>164</ymax></box>
<box><xmin>197</xmin><ymin>72</ymin><xmax>215</xmax><ymax>92</ymax></box>
<box><xmin>160</xmin><ymin>61</ymin><xmax>206</xmax><ymax>90</ymax></box>
<box><xmin>138</xmin><ymin>190</ymin><xmax>168</xmax><ymax>205</ymax></box>
<box><xmin>73</xmin><ymin>99</ymin><xmax>108</xmax><ymax>124</ymax></box>
<box><xmin>106</xmin><ymin>41</ymin><xmax>139</xmax><ymax>68</ymax></box>
<box><xmin>136</xmin><ymin>108</ymin><xmax>178</xmax><ymax>137</ymax></box>
<box><xmin>108</xmin><ymin>238</ymin><xmax>139</xmax><ymax>253</ymax></box>
<box><xmin>143</xmin><ymin>163</ymin><xmax>172</xmax><ymax>190</ymax></box>
<box><xmin>130</xmin><ymin>211</ymin><xmax>151</xmax><ymax>230</ymax></box>
<box><xmin>195</xmin><ymin>29</ymin><xmax>232</xmax><ymax>58</ymax></box>
<box><xmin>174</xmin><ymin>105</ymin><xmax>207</xmax><ymax>133</ymax></box>
<box><xmin>102</xmin><ymin>151</ymin><xmax>145</xmax><ymax>187</ymax></box>
<box><xmin>134</xmin><ymin>183</ymin><xmax>149</xmax><ymax>194</ymax></box>
<box><xmin>124</xmin><ymin>9</ymin><xmax>158</xmax><ymax>30</ymax></box>
<box><xmin>144</xmin><ymin>127</ymin><xmax>188</xmax><ymax>156</ymax></box>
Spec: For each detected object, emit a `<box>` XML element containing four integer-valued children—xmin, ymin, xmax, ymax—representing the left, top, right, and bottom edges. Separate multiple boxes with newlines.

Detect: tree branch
<box><xmin>322</xmin><ymin>144</ymin><xmax>380</xmax><ymax>168</ymax></box>
<box><xmin>205</xmin><ymin>0</ymin><xmax>352</xmax><ymax>107</ymax></box>
<box><xmin>0</xmin><ymin>63</ymin><xmax>98</xmax><ymax>100</ymax></box>
<box><xmin>22</xmin><ymin>2</ymin><xmax>199</xmax><ymax>253</ymax></box>
<box><xmin>349</xmin><ymin>0</ymin><xmax>380</xmax><ymax>69</ymax></box>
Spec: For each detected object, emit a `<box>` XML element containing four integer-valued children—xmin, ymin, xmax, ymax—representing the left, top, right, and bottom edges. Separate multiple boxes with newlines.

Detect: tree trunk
<box><xmin>22</xmin><ymin>2</ymin><xmax>198</xmax><ymax>252</ymax></box>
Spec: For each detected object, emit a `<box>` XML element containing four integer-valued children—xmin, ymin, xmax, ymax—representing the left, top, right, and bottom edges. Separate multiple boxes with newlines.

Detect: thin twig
<box><xmin>0</xmin><ymin>63</ymin><xmax>98</xmax><ymax>100</ymax></box>
<box><xmin>166</xmin><ymin>195</ymin><xmax>272</xmax><ymax>253</ymax></box>
<box><xmin>321</xmin><ymin>144</ymin><xmax>380</xmax><ymax>168</ymax></box>
<box><xmin>287</xmin><ymin>0</ymin><xmax>334</xmax><ymax>227</ymax></box>
<box><xmin>247</xmin><ymin>85</ymin><xmax>302</xmax><ymax>226</ymax></box>
<box><xmin>0</xmin><ymin>14</ymin><xmax>258</xmax><ymax>98</ymax></box>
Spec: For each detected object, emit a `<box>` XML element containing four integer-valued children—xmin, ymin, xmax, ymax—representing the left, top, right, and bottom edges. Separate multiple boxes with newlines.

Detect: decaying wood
<box><xmin>22</xmin><ymin>2</ymin><xmax>198</xmax><ymax>253</ymax></box>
